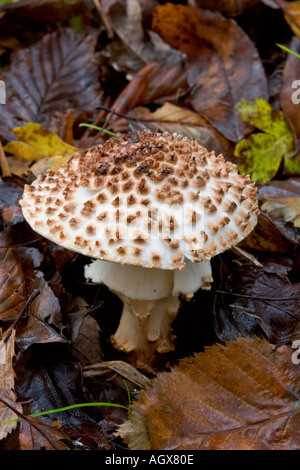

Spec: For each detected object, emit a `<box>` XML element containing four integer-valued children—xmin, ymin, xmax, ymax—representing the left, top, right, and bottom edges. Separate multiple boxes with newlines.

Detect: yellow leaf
<box><xmin>4</xmin><ymin>123</ymin><xmax>76</xmax><ymax>161</ymax></box>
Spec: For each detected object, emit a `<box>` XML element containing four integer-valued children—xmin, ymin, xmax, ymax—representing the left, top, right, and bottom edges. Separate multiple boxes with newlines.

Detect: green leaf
<box><xmin>235</xmin><ymin>98</ymin><xmax>300</xmax><ymax>184</ymax></box>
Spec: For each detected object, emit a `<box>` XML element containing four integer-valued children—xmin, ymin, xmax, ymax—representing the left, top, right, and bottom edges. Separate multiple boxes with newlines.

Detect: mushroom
<box><xmin>20</xmin><ymin>131</ymin><xmax>259</xmax><ymax>370</ymax></box>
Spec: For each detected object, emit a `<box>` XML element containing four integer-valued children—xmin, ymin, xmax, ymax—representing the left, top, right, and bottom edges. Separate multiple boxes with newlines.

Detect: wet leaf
<box><xmin>0</xmin><ymin>28</ymin><xmax>103</xmax><ymax>141</ymax></box>
<box><xmin>118</xmin><ymin>338</ymin><xmax>300</xmax><ymax>450</ymax></box>
<box><xmin>235</xmin><ymin>98</ymin><xmax>299</xmax><ymax>183</ymax></box>
<box><xmin>0</xmin><ymin>329</ymin><xmax>22</xmax><ymax>441</ymax></box>
<box><xmin>152</xmin><ymin>3</ymin><xmax>268</xmax><ymax>142</ymax></box>
<box><xmin>3</xmin><ymin>123</ymin><xmax>76</xmax><ymax>161</ymax></box>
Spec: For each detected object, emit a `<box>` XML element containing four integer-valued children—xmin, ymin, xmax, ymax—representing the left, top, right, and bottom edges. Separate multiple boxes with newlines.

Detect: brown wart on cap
<box><xmin>20</xmin><ymin>131</ymin><xmax>259</xmax><ymax>371</ymax></box>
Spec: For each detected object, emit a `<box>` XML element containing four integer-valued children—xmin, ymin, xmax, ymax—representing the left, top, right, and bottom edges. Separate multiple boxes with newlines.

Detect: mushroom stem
<box><xmin>110</xmin><ymin>293</ymin><xmax>180</xmax><ymax>370</ymax></box>
<box><xmin>84</xmin><ymin>258</ymin><xmax>213</xmax><ymax>370</ymax></box>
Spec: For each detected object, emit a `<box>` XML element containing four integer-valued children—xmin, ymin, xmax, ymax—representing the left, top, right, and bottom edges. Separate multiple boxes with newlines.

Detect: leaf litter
<box><xmin>0</xmin><ymin>0</ymin><xmax>300</xmax><ymax>451</ymax></box>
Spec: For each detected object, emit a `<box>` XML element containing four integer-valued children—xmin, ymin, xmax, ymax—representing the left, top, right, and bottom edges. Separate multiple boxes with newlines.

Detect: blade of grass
<box><xmin>123</xmin><ymin>380</ymin><xmax>131</xmax><ymax>408</ymax></box>
<box><xmin>1</xmin><ymin>401</ymin><xmax>129</xmax><ymax>425</ymax></box>
<box><xmin>277</xmin><ymin>43</ymin><xmax>300</xmax><ymax>60</ymax></box>
<box><xmin>79</xmin><ymin>123</ymin><xmax>118</xmax><ymax>137</ymax></box>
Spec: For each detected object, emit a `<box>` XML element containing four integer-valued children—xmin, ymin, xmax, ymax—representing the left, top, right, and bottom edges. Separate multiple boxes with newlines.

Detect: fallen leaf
<box><xmin>280</xmin><ymin>37</ymin><xmax>300</xmax><ymax>144</ymax></box>
<box><xmin>240</xmin><ymin>212</ymin><xmax>294</xmax><ymax>251</ymax></box>
<box><xmin>0</xmin><ymin>248</ymin><xmax>27</xmax><ymax>322</ymax></box>
<box><xmin>3</xmin><ymin>123</ymin><xmax>76</xmax><ymax>161</ymax></box>
<box><xmin>152</xmin><ymin>3</ymin><xmax>268</xmax><ymax>142</ymax></box>
<box><xmin>259</xmin><ymin>177</ymin><xmax>300</xmax><ymax>239</ymax></box>
<box><xmin>105</xmin><ymin>62</ymin><xmax>188</xmax><ymax>132</ymax></box>
<box><xmin>19</xmin><ymin>416</ymin><xmax>71</xmax><ymax>450</ymax></box>
<box><xmin>103</xmin><ymin>0</ymin><xmax>184</xmax><ymax>76</ymax></box>
<box><xmin>213</xmin><ymin>263</ymin><xmax>300</xmax><ymax>345</ymax></box>
<box><xmin>0</xmin><ymin>28</ymin><xmax>103</xmax><ymax>141</ymax></box>
<box><xmin>16</xmin><ymin>270</ymin><xmax>66</xmax><ymax>351</ymax></box>
<box><xmin>0</xmin><ymin>329</ymin><xmax>23</xmax><ymax>441</ymax></box>
<box><xmin>126</xmin><ymin>103</ymin><xmax>234</xmax><ymax>160</ymax></box>
<box><xmin>282</xmin><ymin>1</ymin><xmax>300</xmax><ymax>38</ymax></box>
<box><xmin>117</xmin><ymin>338</ymin><xmax>300</xmax><ymax>450</ymax></box>
<box><xmin>262</xmin><ymin>197</ymin><xmax>300</xmax><ymax>227</ymax></box>
<box><xmin>187</xmin><ymin>0</ymin><xmax>258</xmax><ymax>16</ymax></box>
<box><xmin>235</xmin><ymin>98</ymin><xmax>299</xmax><ymax>183</ymax></box>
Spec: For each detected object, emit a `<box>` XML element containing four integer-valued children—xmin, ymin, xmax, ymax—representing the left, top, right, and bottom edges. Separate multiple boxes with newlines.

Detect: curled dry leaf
<box><xmin>152</xmin><ymin>3</ymin><xmax>268</xmax><ymax>142</ymax></box>
<box><xmin>0</xmin><ymin>329</ymin><xmax>23</xmax><ymax>441</ymax></box>
<box><xmin>117</xmin><ymin>338</ymin><xmax>300</xmax><ymax>450</ymax></box>
<box><xmin>0</xmin><ymin>28</ymin><xmax>103</xmax><ymax>141</ymax></box>
<box><xmin>102</xmin><ymin>0</ymin><xmax>184</xmax><ymax>76</ymax></box>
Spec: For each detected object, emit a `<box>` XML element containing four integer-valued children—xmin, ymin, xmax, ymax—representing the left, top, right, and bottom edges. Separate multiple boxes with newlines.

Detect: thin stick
<box><xmin>0</xmin><ymin>141</ymin><xmax>11</xmax><ymax>177</ymax></box>
<box><xmin>98</xmin><ymin>104</ymin><xmax>214</xmax><ymax>127</ymax></box>
<box><xmin>93</xmin><ymin>0</ymin><xmax>114</xmax><ymax>39</ymax></box>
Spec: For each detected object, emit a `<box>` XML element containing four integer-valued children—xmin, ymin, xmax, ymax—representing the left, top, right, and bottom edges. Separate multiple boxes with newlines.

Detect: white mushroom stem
<box><xmin>84</xmin><ymin>259</ymin><xmax>213</xmax><ymax>369</ymax></box>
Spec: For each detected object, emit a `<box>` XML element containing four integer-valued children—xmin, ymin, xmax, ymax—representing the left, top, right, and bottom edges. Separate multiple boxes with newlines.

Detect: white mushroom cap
<box><xmin>20</xmin><ymin>131</ymin><xmax>259</xmax><ymax>270</ymax></box>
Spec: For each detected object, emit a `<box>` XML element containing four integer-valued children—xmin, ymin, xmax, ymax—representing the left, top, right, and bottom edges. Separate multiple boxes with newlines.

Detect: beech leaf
<box><xmin>0</xmin><ymin>329</ymin><xmax>23</xmax><ymax>441</ymax></box>
<box><xmin>235</xmin><ymin>98</ymin><xmax>299</xmax><ymax>183</ymax></box>
<box><xmin>0</xmin><ymin>28</ymin><xmax>103</xmax><ymax>141</ymax></box>
<box><xmin>3</xmin><ymin>123</ymin><xmax>76</xmax><ymax>161</ymax></box>
<box><xmin>152</xmin><ymin>3</ymin><xmax>268</xmax><ymax>142</ymax></box>
<box><xmin>0</xmin><ymin>248</ymin><xmax>27</xmax><ymax>322</ymax></box>
<box><xmin>117</xmin><ymin>338</ymin><xmax>300</xmax><ymax>450</ymax></box>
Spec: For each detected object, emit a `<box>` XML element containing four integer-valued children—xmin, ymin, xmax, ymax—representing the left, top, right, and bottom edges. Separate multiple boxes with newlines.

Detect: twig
<box><xmin>93</xmin><ymin>0</ymin><xmax>114</xmax><ymax>39</ymax></box>
<box><xmin>97</xmin><ymin>104</ymin><xmax>215</xmax><ymax>127</ymax></box>
<box><xmin>0</xmin><ymin>141</ymin><xmax>11</xmax><ymax>177</ymax></box>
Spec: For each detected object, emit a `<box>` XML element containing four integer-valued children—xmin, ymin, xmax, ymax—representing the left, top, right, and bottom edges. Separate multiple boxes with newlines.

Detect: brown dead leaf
<box><xmin>187</xmin><ymin>0</ymin><xmax>258</xmax><ymax>16</ymax></box>
<box><xmin>240</xmin><ymin>212</ymin><xmax>293</xmax><ymax>252</ymax></box>
<box><xmin>19</xmin><ymin>416</ymin><xmax>71</xmax><ymax>450</ymax></box>
<box><xmin>0</xmin><ymin>28</ymin><xmax>104</xmax><ymax>141</ymax></box>
<box><xmin>117</xmin><ymin>338</ymin><xmax>300</xmax><ymax>450</ymax></box>
<box><xmin>280</xmin><ymin>37</ymin><xmax>300</xmax><ymax>143</ymax></box>
<box><xmin>127</xmin><ymin>103</ymin><xmax>234</xmax><ymax>160</ymax></box>
<box><xmin>0</xmin><ymin>248</ymin><xmax>27</xmax><ymax>322</ymax></box>
<box><xmin>0</xmin><ymin>329</ymin><xmax>22</xmax><ymax>441</ymax></box>
<box><xmin>152</xmin><ymin>3</ymin><xmax>268</xmax><ymax>142</ymax></box>
<box><xmin>213</xmin><ymin>262</ymin><xmax>300</xmax><ymax>345</ymax></box>
<box><xmin>259</xmin><ymin>178</ymin><xmax>300</xmax><ymax>241</ymax></box>
<box><xmin>105</xmin><ymin>62</ymin><xmax>188</xmax><ymax>132</ymax></box>
<box><xmin>102</xmin><ymin>0</ymin><xmax>184</xmax><ymax>76</ymax></box>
